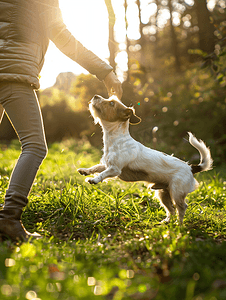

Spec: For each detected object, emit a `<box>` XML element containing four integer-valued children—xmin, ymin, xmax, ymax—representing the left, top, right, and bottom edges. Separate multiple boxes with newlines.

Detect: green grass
<box><xmin>0</xmin><ymin>139</ymin><xmax>226</xmax><ymax>300</ymax></box>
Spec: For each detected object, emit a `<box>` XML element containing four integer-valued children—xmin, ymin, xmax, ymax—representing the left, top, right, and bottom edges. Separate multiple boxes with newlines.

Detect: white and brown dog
<box><xmin>78</xmin><ymin>95</ymin><xmax>213</xmax><ymax>223</ymax></box>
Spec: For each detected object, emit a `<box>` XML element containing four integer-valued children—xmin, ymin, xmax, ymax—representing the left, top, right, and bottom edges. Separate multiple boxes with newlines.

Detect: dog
<box><xmin>78</xmin><ymin>95</ymin><xmax>213</xmax><ymax>223</ymax></box>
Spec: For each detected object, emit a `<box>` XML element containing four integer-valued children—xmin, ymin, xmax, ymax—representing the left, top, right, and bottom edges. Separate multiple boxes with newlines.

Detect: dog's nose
<box><xmin>89</xmin><ymin>95</ymin><xmax>100</xmax><ymax>104</ymax></box>
<box><xmin>93</xmin><ymin>95</ymin><xmax>100</xmax><ymax>100</ymax></box>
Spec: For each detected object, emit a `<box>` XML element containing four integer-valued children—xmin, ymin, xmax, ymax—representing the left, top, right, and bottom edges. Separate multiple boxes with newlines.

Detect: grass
<box><xmin>0</xmin><ymin>139</ymin><xmax>226</xmax><ymax>300</ymax></box>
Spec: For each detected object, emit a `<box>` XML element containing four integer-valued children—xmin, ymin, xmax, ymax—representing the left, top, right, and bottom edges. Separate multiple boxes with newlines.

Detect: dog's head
<box><xmin>89</xmin><ymin>95</ymin><xmax>141</xmax><ymax>125</ymax></box>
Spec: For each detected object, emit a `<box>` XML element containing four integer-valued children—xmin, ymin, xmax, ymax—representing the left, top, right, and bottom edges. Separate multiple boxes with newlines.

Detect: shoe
<box><xmin>0</xmin><ymin>218</ymin><xmax>41</xmax><ymax>242</ymax></box>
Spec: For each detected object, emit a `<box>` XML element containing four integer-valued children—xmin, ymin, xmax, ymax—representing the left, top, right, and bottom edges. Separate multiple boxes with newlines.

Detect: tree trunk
<box><xmin>136</xmin><ymin>0</ymin><xmax>151</xmax><ymax>79</ymax></box>
<box><xmin>155</xmin><ymin>0</ymin><xmax>160</xmax><ymax>43</ymax></box>
<box><xmin>195</xmin><ymin>0</ymin><xmax>215</xmax><ymax>54</ymax></box>
<box><xmin>104</xmin><ymin>0</ymin><xmax>116</xmax><ymax>70</ymax></box>
<box><xmin>136</xmin><ymin>0</ymin><xmax>145</xmax><ymax>46</ymax></box>
<box><xmin>124</xmin><ymin>0</ymin><xmax>130</xmax><ymax>80</ymax></box>
<box><xmin>168</xmin><ymin>0</ymin><xmax>181</xmax><ymax>72</ymax></box>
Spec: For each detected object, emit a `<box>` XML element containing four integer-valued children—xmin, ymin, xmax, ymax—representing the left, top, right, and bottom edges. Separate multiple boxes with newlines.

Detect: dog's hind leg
<box><xmin>171</xmin><ymin>191</ymin><xmax>188</xmax><ymax>224</ymax></box>
<box><xmin>156</xmin><ymin>189</ymin><xmax>175</xmax><ymax>222</ymax></box>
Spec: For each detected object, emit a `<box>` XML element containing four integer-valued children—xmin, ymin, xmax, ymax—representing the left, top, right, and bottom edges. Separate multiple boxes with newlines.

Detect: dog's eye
<box><xmin>109</xmin><ymin>101</ymin><xmax>115</xmax><ymax>106</ymax></box>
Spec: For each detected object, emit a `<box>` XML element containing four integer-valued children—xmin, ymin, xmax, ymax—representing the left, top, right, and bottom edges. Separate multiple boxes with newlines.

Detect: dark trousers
<box><xmin>0</xmin><ymin>82</ymin><xmax>47</xmax><ymax>219</ymax></box>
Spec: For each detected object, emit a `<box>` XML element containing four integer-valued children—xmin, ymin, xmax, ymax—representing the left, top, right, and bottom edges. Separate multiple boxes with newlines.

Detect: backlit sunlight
<box><xmin>40</xmin><ymin>0</ymin><xmax>110</xmax><ymax>89</ymax></box>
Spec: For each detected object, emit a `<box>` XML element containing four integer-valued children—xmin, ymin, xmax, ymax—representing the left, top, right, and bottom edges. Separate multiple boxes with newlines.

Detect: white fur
<box><xmin>78</xmin><ymin>95</ymin><xmax>213</xmax><ymax>223</ymax></box>
<box><xmin>188</xmin><ymin>132</ymin><xmax>213</xmax><ymax>171</ymax></box>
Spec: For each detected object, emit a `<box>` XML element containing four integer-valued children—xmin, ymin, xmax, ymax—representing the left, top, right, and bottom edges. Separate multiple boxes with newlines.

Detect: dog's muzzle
<box><xmin>90</xmin><ymin>95</ymin><xmax>102</xmax><ymax>109</ymax></box>
<box><xmin>91</xmin><ymin>95</ymin><xmax>102</xmax><ymax>103</ymax></box>
<box><xmin>89</xmin><ymin>96</ymin><xmax>102</xmax><ymax>115</ymax></box>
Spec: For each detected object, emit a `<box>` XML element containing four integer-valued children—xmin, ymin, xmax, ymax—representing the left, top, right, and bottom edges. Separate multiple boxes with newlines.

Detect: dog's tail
<box><xmin>188</xmin><ymin>132</ymin><xmax>213</xmax><ymax>174</ymax></box>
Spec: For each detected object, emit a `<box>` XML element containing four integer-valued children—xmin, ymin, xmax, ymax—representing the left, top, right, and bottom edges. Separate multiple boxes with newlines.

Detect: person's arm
<box><xmin>41</xmin><ymin>4</ymin><xmax>122</xmax><ymax>98</ymax></box>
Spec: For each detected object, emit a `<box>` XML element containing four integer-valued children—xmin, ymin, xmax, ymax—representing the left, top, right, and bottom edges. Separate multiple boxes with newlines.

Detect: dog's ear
<box><xmin>129</xmin><ymin>111</ymin><xmax>141</xmax><ymax>125</ymax></box>
<box><xmin>122</xmin><ymin>108</ymin><xmax>141</xmax><ymax>125</ymax></box>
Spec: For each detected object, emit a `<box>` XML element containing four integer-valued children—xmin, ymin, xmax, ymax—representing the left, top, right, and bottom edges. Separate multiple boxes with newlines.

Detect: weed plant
<box><xmin>0</xmin><ymin>140</ymin><xmax>226</xmax><ymax>299</ymax></box>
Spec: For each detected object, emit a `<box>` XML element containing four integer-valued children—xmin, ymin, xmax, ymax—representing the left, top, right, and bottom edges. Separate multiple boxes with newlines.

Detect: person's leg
<box><xmin>0</xmin><ymin>82</ymin><xmax>48</xmax><ymax>241</ymax></box>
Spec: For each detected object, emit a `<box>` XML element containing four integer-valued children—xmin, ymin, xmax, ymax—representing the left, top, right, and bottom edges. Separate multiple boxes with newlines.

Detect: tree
<box><xmin>168</xmin><ymin>0</ymin><xmax>181</xmax><ymax>71</ymax></box>
<box><xmin>195</xmin><ymin>0</ymin><xmax>215</xmax><ymax>54</ymax></box>
<box><xmin>104</xmin><ymin>0</ymin><xmax>117</xmax><ymax>70</ymax></box>
<box><xmin>124</xmin><ymin>0</ymin><xmax>131</xmax><ymax>80</ymax></box>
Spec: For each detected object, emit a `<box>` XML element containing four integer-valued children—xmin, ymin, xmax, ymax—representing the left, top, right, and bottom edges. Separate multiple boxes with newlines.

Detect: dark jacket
<box><xmin>0</xmin><ymin>0</ymin><xmax>113</xmax><ymax>89</ymax></box>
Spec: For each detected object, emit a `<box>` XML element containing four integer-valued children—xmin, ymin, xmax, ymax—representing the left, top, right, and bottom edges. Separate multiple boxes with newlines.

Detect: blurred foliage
<box><xmin>70</xmin><ymin>74</ymin><xmax>108</xmax><ymax>109</ymax></box>
<box><xmin>39</xmin><ymin>88</ymin><xmax>81</xmax><ymax>111</ymax></box>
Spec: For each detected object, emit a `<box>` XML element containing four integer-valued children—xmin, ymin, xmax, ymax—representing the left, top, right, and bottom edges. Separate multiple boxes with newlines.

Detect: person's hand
<box><xmin>103</xmin><ymin>71</ymin><xmax>123</xmax><ymax>100</ymax></box>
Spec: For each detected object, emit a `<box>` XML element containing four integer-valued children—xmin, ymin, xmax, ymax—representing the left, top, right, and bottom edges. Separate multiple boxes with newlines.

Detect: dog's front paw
<box><xmin>85</xmin><ymin>177</ymin><xmax>99</xmax><ymax>184</ymax></box>
<box><xmin>78</xmin><ymin>168</ymin><xmax>89</xmax><ymax>176</ymax></box>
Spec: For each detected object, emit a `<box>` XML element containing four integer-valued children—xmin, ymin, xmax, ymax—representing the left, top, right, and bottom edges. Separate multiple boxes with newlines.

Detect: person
<box><xmin>0</xmin><ymin>0</ymin><xmax>123</xmax><ymax>241</ymax></box>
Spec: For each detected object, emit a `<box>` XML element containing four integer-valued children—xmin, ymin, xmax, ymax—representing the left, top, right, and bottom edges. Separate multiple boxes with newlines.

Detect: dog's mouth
<box><xmin>89</xmin><ymin>101</ymin><xmax>102</xmax><ymax>121</ymax></box>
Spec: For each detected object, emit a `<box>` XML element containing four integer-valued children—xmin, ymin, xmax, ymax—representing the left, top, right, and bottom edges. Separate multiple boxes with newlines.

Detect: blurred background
<box><xmin>0</xmin><ymin>0</ymin><xmax>225</xmax><ymax>165</ymax></box>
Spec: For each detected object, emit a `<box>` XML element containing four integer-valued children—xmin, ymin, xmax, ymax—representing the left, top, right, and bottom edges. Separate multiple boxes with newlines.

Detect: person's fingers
<box><xmin>104</xmin><ymin>71</ymin><xmax>123</xmax><ymax>100</ymax></box>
